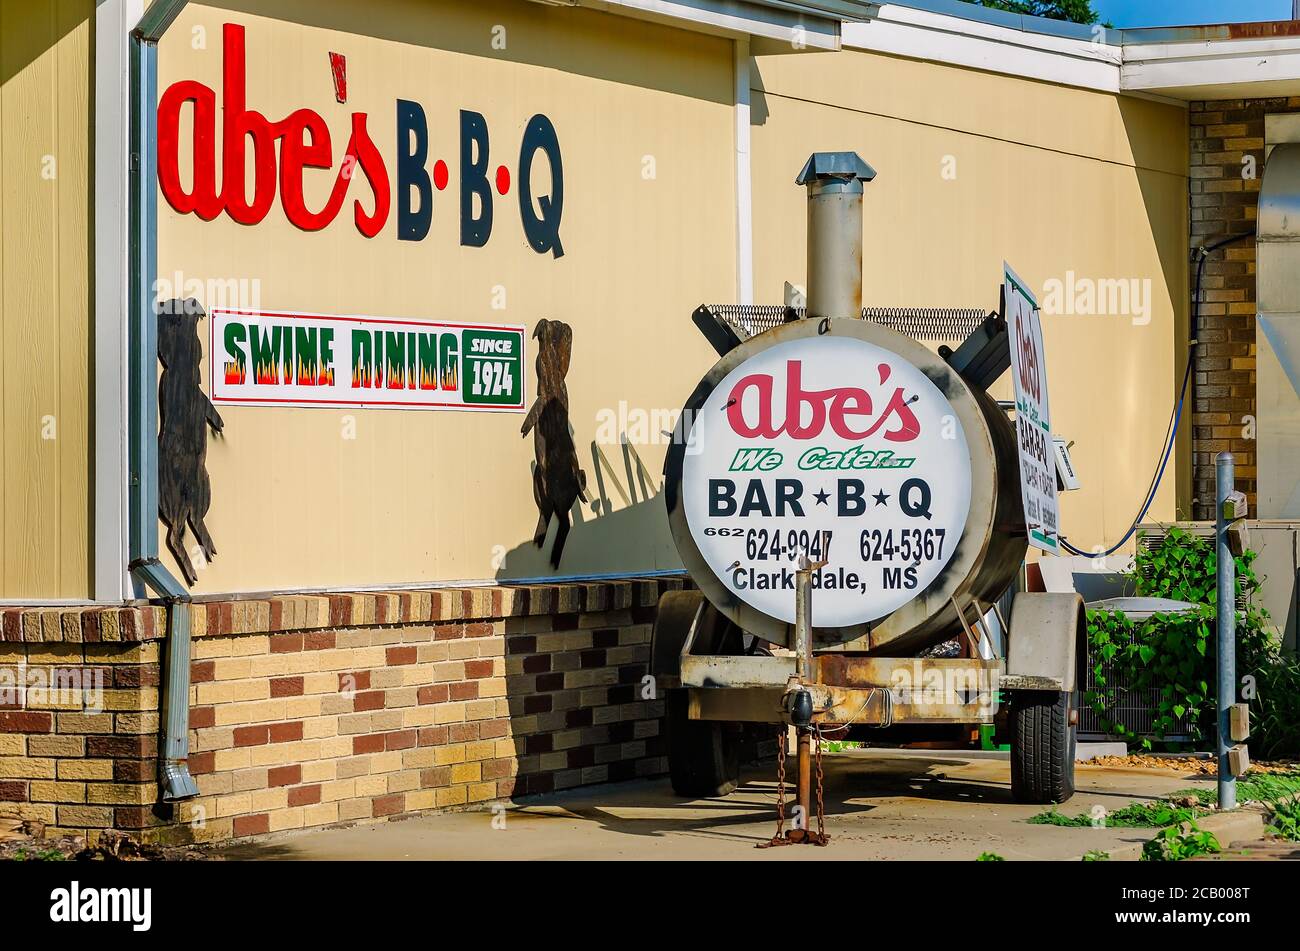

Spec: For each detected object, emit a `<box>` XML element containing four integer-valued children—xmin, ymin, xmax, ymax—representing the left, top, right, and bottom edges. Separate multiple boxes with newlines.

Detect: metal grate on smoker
<box><xmin>707</xmin><ymin>305</ymin><xmax>991</xmax><ymax>344</ymax></box>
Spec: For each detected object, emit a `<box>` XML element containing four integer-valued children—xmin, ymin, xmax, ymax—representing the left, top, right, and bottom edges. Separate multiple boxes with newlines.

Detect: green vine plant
<box><xmin>1085</xmin><ymin>526</ymin><xmax>1282</xmax><ymax>752</ymax></box>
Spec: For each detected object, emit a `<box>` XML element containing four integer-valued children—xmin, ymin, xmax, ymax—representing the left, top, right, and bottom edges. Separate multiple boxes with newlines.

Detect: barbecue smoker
<box><xmin>655</xmin><ymin>152</ymin><xmax>1086</xmax><ymax>846</ymax></box>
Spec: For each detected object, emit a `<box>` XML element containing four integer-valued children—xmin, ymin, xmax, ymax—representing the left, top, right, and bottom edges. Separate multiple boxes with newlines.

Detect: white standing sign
<box><xmin>1004</xmin><ymin>263</ymin><xmax>1059</xmax><ymax>554</ymax></box>
<box><xmin>681</xmin><ymin>334</ymin><xmax>972</xmax><ymax>628</ymax></box>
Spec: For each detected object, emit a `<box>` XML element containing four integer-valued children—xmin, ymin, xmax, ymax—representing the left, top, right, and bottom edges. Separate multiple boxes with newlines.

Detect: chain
<box><xmin>814</xmin><ymin>728</ymin><xmax>827</xmax><ymax>845</ymax></box>
<box><xmin>772</xmin><ymin>727</ymin><xmax>787</xmax><ymax>839</ymax></box>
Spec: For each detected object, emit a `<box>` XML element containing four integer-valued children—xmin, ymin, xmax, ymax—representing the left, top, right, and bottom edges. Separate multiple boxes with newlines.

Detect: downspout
<box><xmin>128</xmin><ymin>0</ymin><xmax>197</xmax><ymax>802</ymax></box>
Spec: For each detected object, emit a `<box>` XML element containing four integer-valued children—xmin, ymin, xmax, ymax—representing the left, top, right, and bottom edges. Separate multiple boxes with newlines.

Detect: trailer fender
<box><xmin>1002</xmin><ymin>592</ymin><xmax>1086</xmax><ymax>693</ymax></box>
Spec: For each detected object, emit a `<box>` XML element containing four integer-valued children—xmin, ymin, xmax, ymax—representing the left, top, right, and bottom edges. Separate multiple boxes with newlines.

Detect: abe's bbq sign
<box><xmin>158</xmin><ymin>22</ymin><xmax>565</xmax><ymax>255</ymax></box>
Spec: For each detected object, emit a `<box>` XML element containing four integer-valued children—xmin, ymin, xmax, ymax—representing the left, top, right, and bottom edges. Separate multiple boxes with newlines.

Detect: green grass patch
<box><xmin>1029</xmin><ymin>800</ymin><xmax>1202</xmax><ymax>828</ymax></box>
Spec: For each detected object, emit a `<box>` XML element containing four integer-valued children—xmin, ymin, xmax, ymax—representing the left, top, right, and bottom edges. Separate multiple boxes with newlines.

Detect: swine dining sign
<box><xmin>210</xmin><ymin>309</ymin><xmax>525</xmax><ymax>412</ymax></box>
<box><xmin>680</xmin><ymin>334</ymin><xmax>973</xmax><ymax>628</ymax></box>
<box><xmin>1004</xmin><ymin>262</ymin><xmax>1059</xmax><ymax>554</ymax></box>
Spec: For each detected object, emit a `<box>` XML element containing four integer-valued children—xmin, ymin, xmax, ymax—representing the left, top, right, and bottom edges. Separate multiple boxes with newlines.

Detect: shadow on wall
<box><xmin>495</xmin><ymin>438</ymin><xmax>677</xmax><ymax>580</ymax></box>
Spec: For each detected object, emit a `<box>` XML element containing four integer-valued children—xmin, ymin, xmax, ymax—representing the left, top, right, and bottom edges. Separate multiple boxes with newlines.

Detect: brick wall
<box><xmin>0</xmin><ymin>578</ymin><xmax>686</xmax><ymax>843</ymax></box>
<box><xmin>1189</xmin><ymin>97</ymin><xmax>1300</xmax><ymax>519</ymax></box>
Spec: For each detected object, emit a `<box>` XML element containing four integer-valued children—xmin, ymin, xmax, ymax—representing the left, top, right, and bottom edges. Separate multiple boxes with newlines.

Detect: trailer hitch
<box><xmin>758</xmin><ymin>555</ymin><xmax>830</xmax><ymax>848</ymax></box>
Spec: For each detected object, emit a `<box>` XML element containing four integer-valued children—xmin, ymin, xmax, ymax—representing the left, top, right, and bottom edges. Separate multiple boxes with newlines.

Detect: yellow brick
<box><xmin>101</xmin><ymin>688</ymin><xmax>159</xmax><ymax>712</ymax></box>
<box><xmin>433</xmin><ymin>702</ymin><xmax>466</xmax><ymax>725</ymax></box>
<box><xmin>19</xmin><ymin>644</ymin><xmax>84</xmax><ymax>665</ymax></box>
<box><xmin>192</xmin><ymin>639</ymin><xmax>234</xmax><ymax>659</ymax></box>
<box><xmin>95</xmin><ymin>644</ymin><xmax>159</xmax><ymax>664</ymax></box>
<box><xmin>450</xmin><ymin>763</ymin><xmax>481</xmax><ymax>784</ymax></box>
<box><xmin>0</xmin><ymin>757</ymin><xmax>56</xmax><ymax>779</ymax></box>
<box><xmin>370</xmin><ymin>751</ymin><xmax>403</xmax><ymax>774</ymax></box>
<box><xmin>354</xmin><ymin>774</ymin><xmax>387</xmax><ymax>797</ymax></box>
<box><xmin>212</xmin><ymin>657</ymin><xmax>254</xmax><ymax>681</ymax></box>
<box><xmin>213</xmin><ymin>748</ymin><xmax>252</xmax><ymax>772</ymax></box>
<box><xmin>302</xmin><ymin>716</ymin><xmax>337</xmax><ymax>740</ymax></box>
<box><xmin>434</xmin><ymin>744</ymin><xmax>466</xmax><ymax>766</ymax></box>
<box><xmin>338</xmin><ymin>798</ymin><xmax>371</xmax><ymax>821</ymax></box>
<box><xmin>230</xmin><ymin>635</ymin><xmax>270</xmax><ymax>657</ymax></box>
<box><xmin>402</xmin><ymin>748</ymin><xmax>435</xmax><ymax>769</ymax></box>
<box><xmin>85</xmin><ymin>783</ymin><xmax>153</xmax><ymax>805</ymax></box>
<box><xmin>467</xmin><ymin>781</ymin><xmax>497</xmax><ymax>803</ymax></box>
<box><xmin>405</xmin><ymin>789</ymin><xmax>436</xmax><ymax>811</ymax></box>
<box><xmin>321</xmin><ymin>779</ymin><xmax>356</xmax><ymax>802</ymax></box>
<box><xmin>302</xmin><ymin>801</ymin><xmax>339</xmax><ymax>827</ymax></box>
<box><xmin>28</xmin><ymin>735</ymin><xmax>86</xmax><ymax>757</ymax></box>
<box><xmin>214</xmin><ymin>793</ymin><xmax>253</xmax><ymax>818</ymax></box>
<box><xmin>0</xmin><ymin>803</ymin><xmax>56</xmax><ymax>823</ymax></box>
<box><xmin>386</xmin><ymin>771</ymin><xmax>419</xmax><ymax>793</ymax></box>
<box><xmin>302</xmin><ymin>760</ymin><xmax>335</xmax><ymax>783</ymax></box>
<box><xmin>57</xmin><ymin>805</ymin><xmax>115</xmax><ymax>828</ymax></box>
<box><xmin>269</xmin><ymin>806</ymin><xmax>305</xmax><ymax>833</ymax></box>
<box><xmin>250</xmin><ymin>787</ymin><xmax>288</xmax><ymax>812</ymax></box>
<box><xmin>57</xmin><ymin>759</ymin><xmax>114</xmax><ymax>781</ymax></box>
<box><xmin>0</xmin><ymin>735</ymin><xmax>23</xmax><ymax>756</ymax></box>
<box><xmin>319</xmin><ymin>736</ymin><xmax>353</xmax><ymax>759</ymax></box>
<box><xmin>197</xmin><ymin>680</ymin><xmax>268</xmax><ymax>705</ymax></box>
<box><xmin>29</xmin><ymin>781</ymin><xmax>86</xmax><ymax>803</ymax></box>
<box><xmin>436</xmin><ymin>785</ymin><xmax>468</xmax><ymax>807</ymax></box>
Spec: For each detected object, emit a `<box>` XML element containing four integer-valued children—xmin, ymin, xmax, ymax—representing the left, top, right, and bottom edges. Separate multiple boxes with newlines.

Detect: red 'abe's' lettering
<box><xmin>157</xmin><ymin>23</ymin><xmax>390</xmax><ymax>235</ymax></box>
<box><xmin>726</xmin><ymin>360</ymin><xmax>921</xmax><ymax>442</ymax></box>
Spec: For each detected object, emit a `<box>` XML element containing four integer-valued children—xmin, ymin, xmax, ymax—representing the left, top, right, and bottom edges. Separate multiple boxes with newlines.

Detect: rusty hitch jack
<box><xmin>759</xmin><ymin>552</ymin><xmax>830</xmax><ymax>848</ymax></box>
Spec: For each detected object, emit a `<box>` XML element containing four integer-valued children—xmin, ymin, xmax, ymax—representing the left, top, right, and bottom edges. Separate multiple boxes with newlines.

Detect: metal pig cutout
<box><xmin>521</xmin><ymin>319</ymin><xmax>588</xmax><ymax>568</ymax></box>
<box><xmin>158</xmin><ymin>300</ymin><xmax>225</xmax><ymax>586</ymax></box>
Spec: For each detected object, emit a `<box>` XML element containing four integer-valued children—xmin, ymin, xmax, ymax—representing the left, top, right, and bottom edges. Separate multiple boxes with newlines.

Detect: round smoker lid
<box><xmin>663</xmin><ymin>316</ymin><xmax>1001</xmax><ymax>648</ymax></box>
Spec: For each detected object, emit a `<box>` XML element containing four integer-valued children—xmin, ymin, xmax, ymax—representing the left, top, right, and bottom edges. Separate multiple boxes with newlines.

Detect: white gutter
<box><xmin>846</xmin><ymin>2</ymin><xmax>1121</xmax><ymax>94</ymax></box>
<box><xmin>575</xmin><ymin>0</ymin><xmax>841</xmax><ymax>48</ymax></box>
<box><xmin>93</xmin><ymin>0</ymin><xmax>144</xmax><ymax>601</ymax></box>
<box><xmin>1122</xmin><ymin>35</ymin><xmax>1300</xmax><ymax>96</ymax></box>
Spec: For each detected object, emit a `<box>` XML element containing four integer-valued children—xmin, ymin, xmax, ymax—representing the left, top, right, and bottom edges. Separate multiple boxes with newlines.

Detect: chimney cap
<box><xmin>796</xmin><ymin>151</ymin><xmax>877</xmax><ymax>189</ymax></box>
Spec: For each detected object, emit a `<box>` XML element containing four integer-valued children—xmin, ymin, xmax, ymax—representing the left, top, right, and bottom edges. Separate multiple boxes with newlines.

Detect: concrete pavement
<box><xmin>217</xmin><ymin>748</ymin><xmax>1226</xmax><ymax>861</ymax></box>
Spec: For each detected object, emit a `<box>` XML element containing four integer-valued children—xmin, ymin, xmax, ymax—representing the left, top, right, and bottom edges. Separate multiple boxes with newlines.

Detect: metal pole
<box><xmin>796</xmin><ymin>153</ymin><xmax>875</xmax><ymax>321</ymax></box>
<box><xmin>1215</xmin><ymin>451</ymin><xmax>1237</xmax><ymax>811</ymax></box>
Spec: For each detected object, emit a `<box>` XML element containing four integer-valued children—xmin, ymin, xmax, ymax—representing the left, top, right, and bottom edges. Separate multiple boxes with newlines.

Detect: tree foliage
<box><xmin>969</xmin><ymin>0</ymin><xmax>1100</xmax><ymax>25</ymax></box>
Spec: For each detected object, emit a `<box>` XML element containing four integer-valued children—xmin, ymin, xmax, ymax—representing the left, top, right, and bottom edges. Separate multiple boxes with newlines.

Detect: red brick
<box><xmin>372</xmin><ymin>793</ymin><xmax>404</xmax><ymax>817</ymax></box>
<box><xmin>465</xmin><ymin>622</ymin><xmax>493</xmax><ymax>638</ymax></box>
<box><xmin>386</xmin><ymin>646</ymin><xmax>417</xmax><ymax>666</ymax></box>
<box><xmin>464</xmin><ymin>659</ymin><xmax>493</xmax><ymax>679</ymax></box>
<box><xmin>268</xmin><ymin>721</ymin><xmax>303</xmax><ymax>743</ymax></box>
<box><xmin>448</xmin><ymin>722</ymin><xmax>478</xmax><ymax>743</ymax></box>
<box><xmin>420</xmin><ymin>767</ymin><xmax>451</xmax><ymax>787</ymax></box>
<box><xmin>288</xmin><ymin>784</ymin><xmax>321</xmax><ymax>807</ymax></box>
<box><xmin>188</xmin><ymin>751</ymin><xmax>216</xmax><ymax>775</ymax></box>
<box><xmin>341</xmin><ymin>671</ymin><xmax>370</xmax><ymax>691</ymax></box>
<box><xmin>353</xmin><ymin>734</ymin><xmax>385</xmax><ymax>754</ymax></box>
<box><xmin>270</xmin><ymin>633</ymin><xmax>303</xmax><ymax>653</ymax></box>
<box><xmin>354</xmin><ymin>691</ymin><xmax>385</xmax><ymax>712</ymax></box>
<box><xmin>304</xmin><ymin>630</ymin><xmax>335</xmax><ymax>651</ymax></box>
<box><xmin>448</xmin><ymin>682</ymin><xmax>478</xmax><ymax>701</ymax></box>
<box><xmin>0</xmin><ymin>781</ymin><xmax>27</xmax><ymax>801</ymax></box>
<box><xmin>190</xmin><ymin>660</ymin><xmax>216</xmax><ymax>683</ymax></box>
<box><xmin>270</xmin><ymin>676</ymin><xmax>304</xmax><ymax>698</ymax></box>
<box><xmin>233</xmin><ymin>813</ymin><xmax>271</xmax><ymax>838</ymax></box>
<box><xmin>234</xmin><ymin>725</ymin><xmax>270</xmax><ymax>747</ymax></box>
<box><xmin>434</xmin><ymin>623</ymin><xmax>463</xmax><ymax>640</ymax></box>
<box><xmin>190</xmin><ymin>706</ymin><xmax>216</xmax><ymax>729</ymax></box>
<box><xmin>384</xmin><ymin>729</ymin><xmax>418</xmax><ymax>751</ymax></box>
<box><xmin>417</xmin><ymin>726</ymin><xmax>448</xmax><ymax>747</ymax></box>
<box><xmin>268</xmin><ymin>764</ymin><xmax>301</xmax><ymax>787</ymax></box>
<box><xmin>417</xmin><ymin>684</ymin><xmax>448</xmax><ymax>705</ymax></box>
<box><xmin>0</xmin><ymin>712</ymin><xmax>52</xmax><ymax>733</ymax></box>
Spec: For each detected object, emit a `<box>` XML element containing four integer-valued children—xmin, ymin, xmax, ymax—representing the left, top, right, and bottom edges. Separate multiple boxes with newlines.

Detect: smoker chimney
<box><xmin>796</xmin><ymin>152</ymin><xmax>876</xmax><ymax>320</ymax></box>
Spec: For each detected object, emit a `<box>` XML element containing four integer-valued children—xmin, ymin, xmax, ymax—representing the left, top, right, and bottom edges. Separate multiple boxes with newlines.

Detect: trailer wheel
<box><xmin>650</xmin><ymin>592</ymin><xmax>742</xmax><ymax>798</ymax></box>
<box><xmin>665</xmin><ymin>689</ymin><xmax>740</xmax><ymax>798</ymax></box>
<box><xmin>1010</xmin><ymin>689</ymin><xmax>1076</xmax><ymax>804</ymax></box>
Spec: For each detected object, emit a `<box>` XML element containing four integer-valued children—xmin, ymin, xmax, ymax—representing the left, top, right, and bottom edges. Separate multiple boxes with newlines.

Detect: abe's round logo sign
<box><xmin>682</xmin><ymin>334</ymin><xmax>972</xmax><ymax>629</ymax></box>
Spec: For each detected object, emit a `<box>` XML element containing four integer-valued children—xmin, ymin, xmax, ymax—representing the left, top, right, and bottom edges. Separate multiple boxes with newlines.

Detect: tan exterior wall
<box><xmin>155</xmin><ymin>0</ymin><xmax>735</xmax><ymax>595</ymax></box>
<box><xmin>0</xmin><ymin>0</ymin><xmax>94</xmax><ymax>599</ymax></box>
<box><xmin>749</xmin><ymin>48</ymin><xmax>1191</xmax><ymax>555</ymax></box>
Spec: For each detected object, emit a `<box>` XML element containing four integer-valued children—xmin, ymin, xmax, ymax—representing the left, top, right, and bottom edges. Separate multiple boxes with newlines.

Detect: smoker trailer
<box><xmin>653</xmin><ymin>152</ymin><xmax>1086</xmax><ymax>842</ymax></box>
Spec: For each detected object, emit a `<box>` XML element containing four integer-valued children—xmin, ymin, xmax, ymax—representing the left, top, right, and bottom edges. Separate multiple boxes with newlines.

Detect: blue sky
<box><xmin>1093</xmin><ymin>0</ymin><xmax>1292</xmax><ymax>27</ymax></box>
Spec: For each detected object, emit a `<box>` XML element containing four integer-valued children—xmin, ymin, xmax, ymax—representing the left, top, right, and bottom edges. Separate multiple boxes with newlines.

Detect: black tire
<box><xmin>650</xmin><ymin>592</ymin><xmax>743</xmax><ymax>798</ymax></box>
<box><xmin>665</xmin><ymin>688</ymin><xmax>740</xmax><ymax>798</ymax></box>
<box><xmin>1010</xmin><ymin>690</ymin><xmax>1076</xmax><ymax>804</ymax></box>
